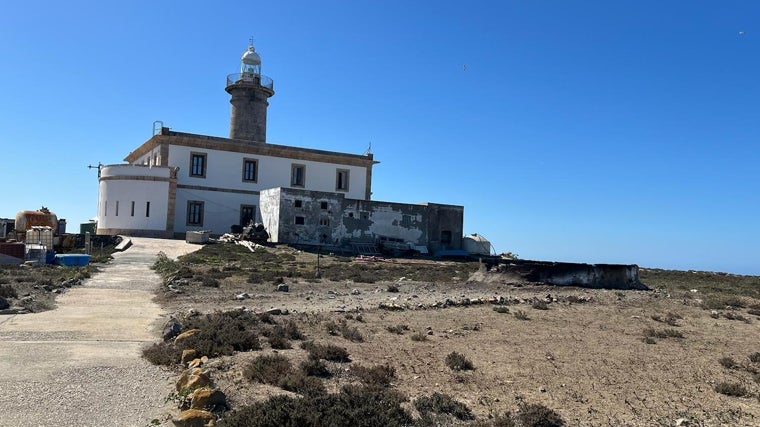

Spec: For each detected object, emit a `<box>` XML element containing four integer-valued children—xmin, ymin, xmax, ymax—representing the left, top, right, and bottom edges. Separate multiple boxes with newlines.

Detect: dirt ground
<box><xmin>154</xmin><ymin>243</ymin><xmax>760</xmax><ymax>426</ymax></box>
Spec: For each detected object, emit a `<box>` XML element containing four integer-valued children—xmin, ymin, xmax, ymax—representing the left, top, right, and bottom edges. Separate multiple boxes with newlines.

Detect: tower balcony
<box><xmin>226</xmin><ymin>73</ymin><xmax>274</xmax><ymax>91</ymax></box>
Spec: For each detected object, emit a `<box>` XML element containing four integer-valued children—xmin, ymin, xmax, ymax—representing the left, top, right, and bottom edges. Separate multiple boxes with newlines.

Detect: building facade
<box><xmin>96</xmin><ymin>42</ymin><xmax>463</xmax><ymax>253</ymax></box>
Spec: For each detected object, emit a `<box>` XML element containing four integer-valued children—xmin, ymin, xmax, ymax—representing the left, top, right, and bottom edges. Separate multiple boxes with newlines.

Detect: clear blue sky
<box><xmin>1</xmin><ymin>1</ymin><xmax>758</xmax><ymax>274</ymax></box>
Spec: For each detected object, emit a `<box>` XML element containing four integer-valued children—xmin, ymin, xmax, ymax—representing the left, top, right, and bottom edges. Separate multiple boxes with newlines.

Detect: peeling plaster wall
<box><xmin>263</xmin><ymin>187</ymin><xmax>463</xmax><ymax>251</ymax></box>
<box><xmin>260</xmin><ymin>188</ymin><xmax>282</xmax><ymax>242</ymax></box>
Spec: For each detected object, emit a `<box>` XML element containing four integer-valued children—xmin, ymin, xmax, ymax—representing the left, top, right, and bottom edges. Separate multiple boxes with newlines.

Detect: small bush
<box><xmin>219</xmin><ymin>385</ymin><xmax>413</xmax><ymax>427</ymax></box>
<box><xmin>152</xmin><ymin>252</ymin><xmax>179</xmax><ymax>276</ymax></box>
<box><xmin>181</xmin><ymin>311</ymin><xmax>261</xmax><ymax>357</ymax></box>
<box><xmin>414</xmin><ymin>392</ymin><xmax>474</xmax><ymax>421</ymax></box>
<box><xmin>350</xmin><ymin>364</ymin><xmax>396</xmax><ymax>387</ymax></box>
<box><xmin>244</xmin><ymin>354</ymin><xmax>292</xmax><ymax>384</ymax></box>
<box><xmin>702</xmin><ymin>296</ymin><xmax>746</xmax><ymax>310</ymax></box>
<box><xmin>651</xmin><ymin>312</ymin><xmax>682</xmax><ymax>326</ymax></box>
<box><xmin>142</xmin><ymin>342</ymin><xmax>182</xmax><ymax>366</ymax></box>
<box><xmin>386</xmin><ymin>284</ymin><xmax>399</xmax><ymax>292</ymax></box>
<box><xmin>386</xmin><ymin>324</ymin><xmax>409</xmax><ymax>334</ymax></box>
<box><xmin>0</xmin><ymin>284</ymin><xmax>17</xmax><ymax>299</ymax></box>
<box><xmin>723</xmin><ymin>312</ymin><xmax>751</xmax><ymax>323</ymax></box>
<box><xmin>642</xmin><ymin>337</ymin><xmax>657</xmax><ymax>345</ymax></box>
<box><xmin>326</xmin><ymin>320</ymin><xmax>364</xmax><ymax>342</ymax></box>
<box><xmin>340</xmin><ymin>324</ymin><xmax>364</xmax><ymax>342</ymax></box>
<box><xmin>410</xmin><ymin>331</ymin><xmax>428</xmax><ymax>342</ymax></box>
<box><xmin>643</xmin><ymin>328</ymin><xmax>684</xmax><ymax>339</ymax></box>
<box><xmin>749</xmin><ymin>352</ymin><xmax>760</xmax><ymax>364</ymax></box>
<box><xmin>302</xmin><ymin>342</ymin><xmax>350</xmax><ymax>363</ymax></box>
<box><xmin>515</xmin><ymin>403</ymin><xmax>565</xmax><ymax>427</ymax></box>
<box><xmin>714</xmin><ymin>381</ymin><xmax>749</xmax><ymax>397</ymax></box>
<box><xmin>531</xmin><ymin>300</ymin><xmax>549</xmax><ymax>310</ymax></box>
<box><xmin>719</xmin><ymin>357</ymin><xmax>739</xmax><ymax>369</ymax></box>
<box><xmin>283</xmin><ymin>320</ymin><xmax>305</xmax><ymax>340</ymax></box>
<box><xmin>748</xmin><ymin>308</ymin><xmax>760</xmax><ymax>317</ymax></box>
<box><xmin>445</xmin><ymin>352</ymin><xmax>474</xmax><ymax>371</ymax></box>
<box><xmin>278</xmin><ymin>370</ymin><xmax>326</xmax><ymax>397</ymax></box>
<box><xmin>514</xmin><ymin>310</ymin><xmax>530</xmax><ymax>321</ymax></box>
<box><xmin>493</xmin><ymin>306</ymin><xmax>510</xmax><ymax>314</ymax></box>
<box><xmin>300</xmin><ymin>358</ymin><xmax>332</xmax><ymax>378</ymax></box>
<box><xmin>268</xmin><ymin>334</ymin><xmax>292</xmax><ymax>350</ymax></box>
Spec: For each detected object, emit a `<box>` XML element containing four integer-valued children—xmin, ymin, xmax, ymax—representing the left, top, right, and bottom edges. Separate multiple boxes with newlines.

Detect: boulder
<box><xmin>276</xmin><ymin>284</ymin><xmax>289</xmax><ymax>292</ymax></box>
<box><xmin>0</xmin><ymin>297</ymin><xmax>9</xmax><ymax>310</ymax></box>
<box><xmin>163</xmin><ymin>319</ymin><xmax>184</xmax><ymax>341</ymax></box>
<box><xmin>190</xmin><ymin>387</ymin><xmax>227</xmax><ymax>410</ymax></box>
<box><xmin>172</xmin><ymin>409</ymin><xmax>215</xmax><ymax>427</ymax></box>
<box><xmin>176</xmin><ymin>368</ymin><xmax>211</xmax><ymax>392</ymax></box>
<box><xmin>174</xmin><ymin>328</ymin><xmax>201</xmax><ymax>344</ymax></box>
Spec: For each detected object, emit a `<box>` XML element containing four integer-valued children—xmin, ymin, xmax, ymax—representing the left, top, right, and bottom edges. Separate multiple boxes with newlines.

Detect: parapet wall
<box><xmin>487</xmin><ymin>259</ymin><xmax>648</xmax><ymax>290</ymax></box>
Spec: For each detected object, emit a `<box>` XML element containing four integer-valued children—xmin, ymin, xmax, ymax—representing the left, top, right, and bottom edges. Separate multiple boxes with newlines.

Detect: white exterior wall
<box><xmin>133</xmin><ymin>147</ymin><xmax>162</xmax><ymax>166</ymax></box>
<box><xmin>167</xmin><ymin>145</ymin><xmax>367</xmax><ymax>199</ymax></box>
<box><xmin>174</xmin><ymin>189</ymin><xmax>259</xmax><ymax>234</ymax></box>
<box><xmin>97</xmin><ymin>165</ymin><xmax>170</xmax><ymax>231</ymax></box>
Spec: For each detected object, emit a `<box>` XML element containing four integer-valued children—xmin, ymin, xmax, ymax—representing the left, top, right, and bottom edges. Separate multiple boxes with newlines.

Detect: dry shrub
<box><xmin>643</xmin><ymin>328</ymin><xmax>684</xmax><ymax>339</ymax></box>
<box><xmin>515</xmin><ymin>403</ymin><xmax>565</xmax><ymax>426</ymax></box>
<box><xmin>219</xmin><ymin>385</ymin><xmax>412</xmax><ymax>427</ymax></box>
<box><xmin>386</xmin><ymin>324</ymin><xmax>409</xmax><ymax>334</ymax></box>
<box><xmin>278</xmin><ymin>370</ymin><xmax>326</xmax><ymax>397</ymax></box>
<box><xmin>0</xmin><ymin>284</ymin><xmax>18</xmax><ymax>299</ymax></box>
<box><xmin>244</xmin><ymin>354</ymin><xmax>292</xmax><ymax>384</ymax></box>
<box><xmin>493</xmin><ymin>306</ymin><xmax>510</xmax><ymax>314</ymax></box>
<box><xmin>414</xmin><ymin>392</ymin><xmax>474</xmax><ymax>421</ymax></box>
<box><xmin>445</xmin><ymin>352</ymin><xmax>474</xmax><ymax>371</ymax></box>
<box><xmin>719</xmin><ymin>357</ymin><xmax>739</xmax><ymax>369</ymax></box>
<box><xmin>142</xmin><ymin>342</ymin><xmax>183</xmax><ymax>366</ymax></box>
<box><xmin>531</xmin><ymin>300</ymin><xmax>549</xmax><ymax>310</ymax></box>
<box><xmin>300</xmin><ymin>358</ymin><xmax>332</xmax><ymax>378</ymax></box>
<box><xmin>182</xmin><ymin>311</ymin><xmax>261</xmax><ymax>357</ymax></box>
<box><xmin>350</xmin><ymin>364</ymin><xmax>396</xmax><ymax>387</ymax></box>
<box><xmin>514</xmin><ymin>310</ymin><xmax>530</xmax><ymax>321</ymax></box>
<box><xmin>302</xmin><ymin>341</ymin><xmax>350</xmax><ymax>363</ymax></box>
<box><xmin>651</xmin><ymin>312</ymin><xmax>682</xmax><ymax>326</ymax></box>
<box><xmin>749</xmin><ymin>352</ymin><xmax>760</xmax><ymax>364</ymax></box>
<box><xmin>410</xmin><ymin>331</ymin><xmax>428</xmax><ymax>342</ymax></box>
<box><xmin>714</xmin><ymin>382</ymin><xmax>749</xmax><ymax>397</ymax></box>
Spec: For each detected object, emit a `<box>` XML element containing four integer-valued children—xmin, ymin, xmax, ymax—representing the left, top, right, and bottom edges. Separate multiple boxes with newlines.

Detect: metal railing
<box><xmin>226</xmin><ymin>73</ymin><xmax>274</xmax><ymax>90</ymax></box>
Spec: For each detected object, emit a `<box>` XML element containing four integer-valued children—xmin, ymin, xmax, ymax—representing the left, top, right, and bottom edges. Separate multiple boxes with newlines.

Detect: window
<box><xmin>187</xmin><ymin>201</ymin><xmax>204</xmax><ymax>226</ymax></box>
<box><xmin>115</xmin><ymin>201</ymin><xmax>119</xmax><ymax>216</ymax></box>
<box><xmin>294</xmin><ymin>200</ymin><xmax>303</xmax><ymax>208</ymax></box>
<box><xmin>242</xmin><ymin>158</ymin><xmax>258</xmax><ymax>182</ymax></box>
<box><xmin>441</xmin><ymin>230</ymin><xmax>452</xmax><ymax>244</ymax></box>
<box><xmin>401</xmin><ymin>215</ymin><xmax>412</xmax><ymax>227</ymax></box>
<box><xmin>146</xmin><ymin>202</ymin><xmax>150</xmax><ymax>217</ymax></box>
<box><xmin>319</xmin><ymin>218</ymin><xmax>330</xmax><ymax>226</ymax></box>
<box><xmin>295</xmin><ymin>216</ymin><xmax>305</xmax><ymax>225</ymax></box>
<box><xmin>240</xmin><ymin>205</ymin><xmax>256</xmax><ymax>226</ymax></box>
<box><xmin>104</xmin><ymin>201</ymin><xmax>108</xmax><ymax>216</ymax></box>
<box><xmin>320</xmin><ymin>201</ymin><xmax>328</xmax><ymax>210</ymax></box>
<box><xmin>130</xmin><ymin>201</ymin><xmax>135</xmax><ymax>217</ymax></box>
<box><xmin>291</xmin><ymin>164</ymin><xmax>305</xmax><ymax>187</ymax></box>
<box><xmin>336</xmin><ymin>169</ymin><xmax>349</xmax><ymax>192</ymax></box>
<box><xmin>190</xmin><ymin>153</ymin><xmax>207</xmax><ymax>177</ymax></box>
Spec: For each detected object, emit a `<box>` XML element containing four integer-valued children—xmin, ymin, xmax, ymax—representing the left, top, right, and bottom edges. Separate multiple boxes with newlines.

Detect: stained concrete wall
<box><xmin>490</xmin><ymin>259</ymin><xmax>647</xmax><ymax>290</ymax></box>
<box><xmin>260</xmin><ymin>187</ymin><xmax>463</xmax><ymax>252</ymax></box>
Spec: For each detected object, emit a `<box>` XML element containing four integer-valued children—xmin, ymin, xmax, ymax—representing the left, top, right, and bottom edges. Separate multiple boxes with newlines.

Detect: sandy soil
<box><xmin>154</xmin><ymin>246</ymin><xmax>760</xmax><ymax>427</ymax></box>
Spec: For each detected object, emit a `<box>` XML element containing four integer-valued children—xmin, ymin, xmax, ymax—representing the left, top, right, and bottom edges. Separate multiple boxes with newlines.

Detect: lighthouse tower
<box><xmin>225</xmin><ymin>40</ymin><xmax>275</xmax><ymax>142</ymax></box>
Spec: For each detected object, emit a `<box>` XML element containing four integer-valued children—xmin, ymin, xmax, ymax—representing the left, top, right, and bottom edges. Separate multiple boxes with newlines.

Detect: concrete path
<box><xmin>0</xmin><ymin>237</ymin><xmax>198</xmax><ymax>427</ymax></box>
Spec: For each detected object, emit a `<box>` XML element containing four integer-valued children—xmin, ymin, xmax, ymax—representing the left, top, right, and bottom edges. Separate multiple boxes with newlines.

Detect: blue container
<box><xmin>54</xmin><ymin>254</ymin><xmax>91</xmax><ymax>266</ymax></box>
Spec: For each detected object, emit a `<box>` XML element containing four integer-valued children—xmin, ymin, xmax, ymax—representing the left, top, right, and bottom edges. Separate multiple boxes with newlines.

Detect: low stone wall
<box><xmin>487</xmin><ymin>259</ymin><xmax>648</xmax><ymax>290</ymax></box>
